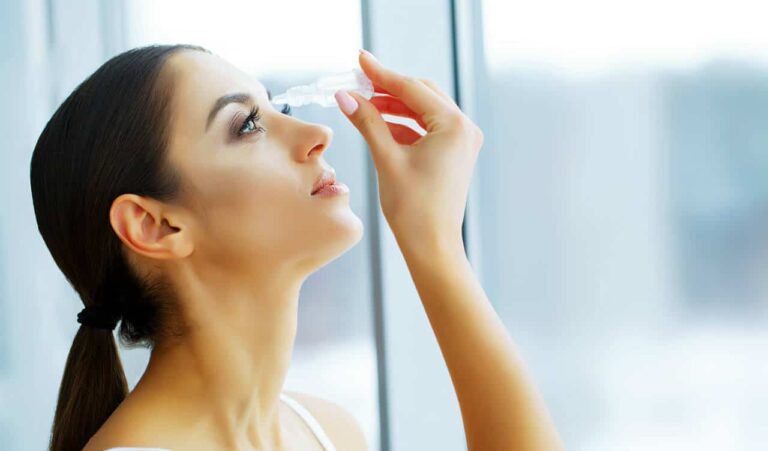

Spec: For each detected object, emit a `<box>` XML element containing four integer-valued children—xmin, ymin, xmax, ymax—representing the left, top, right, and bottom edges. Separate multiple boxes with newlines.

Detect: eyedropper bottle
<box><xmin>271</xmin><ymin>68</ymin><xmax>374</xmax><ymax>108</ymax></box>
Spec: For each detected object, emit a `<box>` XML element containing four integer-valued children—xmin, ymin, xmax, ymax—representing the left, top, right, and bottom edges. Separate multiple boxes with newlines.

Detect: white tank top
<box><xmin>105</xmin><ymin>392</ymin><xmax>337</xmax><ymax>451</ymax></box>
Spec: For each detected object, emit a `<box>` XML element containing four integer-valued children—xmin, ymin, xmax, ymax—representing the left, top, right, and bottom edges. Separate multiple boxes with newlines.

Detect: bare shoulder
<box><xmin>283</xmin><ymin>390</ymin><xmax>369</xmax><ymax>451</ymax></box>
<box><xmin>81</xmin><ymin>396</ymin><xmax>201</xmax><ymax>451</ymax></box>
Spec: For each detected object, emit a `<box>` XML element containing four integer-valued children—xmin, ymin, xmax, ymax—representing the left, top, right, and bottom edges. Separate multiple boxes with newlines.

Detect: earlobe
<box><xmin>109</xmin><ymin>194</ymin><xmax>193</xmax><ymax>260</ymax></box>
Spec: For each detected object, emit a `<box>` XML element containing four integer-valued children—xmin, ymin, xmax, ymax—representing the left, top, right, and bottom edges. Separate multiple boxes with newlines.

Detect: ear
<box><xmin>109</xmin><ymin>193</ymin><xmax>193</xmax><ymax>260</ymax></box>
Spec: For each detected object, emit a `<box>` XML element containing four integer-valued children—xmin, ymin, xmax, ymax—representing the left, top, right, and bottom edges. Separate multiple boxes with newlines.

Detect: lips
<box><xmin>311</xmin><ymin>169</ymin><xmax>337</xmax><ymax>195</ymax></box>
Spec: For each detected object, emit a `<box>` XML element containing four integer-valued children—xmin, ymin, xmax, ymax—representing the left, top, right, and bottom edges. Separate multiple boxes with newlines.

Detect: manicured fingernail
<box><xmin>334</xmin><ymin>90</ymin><xmax>358</xmax><ymax>115</ymax></box>
<box><xmin>359</xmin><ymin>48</ymin><xmax>378</xmax><ymax>61</ymax></box>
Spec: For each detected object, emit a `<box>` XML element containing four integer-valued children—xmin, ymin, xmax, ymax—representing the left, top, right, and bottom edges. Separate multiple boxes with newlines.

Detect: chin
<box><xmin>300</xmin><ymin>213</ymin><xmax>365</xmax><ymax>274</ymax></box>
<box><xmin>347</xmin><ymin>214</ymin><xmax>365</xmax><ymax>246</ymax></box>
<box><xmin>329</xmin><ymin>212</ymin><xmax>365</xmax><ymax>257</ymax></box>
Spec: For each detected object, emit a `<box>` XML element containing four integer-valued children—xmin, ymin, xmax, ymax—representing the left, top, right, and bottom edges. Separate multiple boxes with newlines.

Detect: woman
<box><xmin>30</xmin><ymin>44</ymin><xmax>562</xmax><ymax>450</ymax></box>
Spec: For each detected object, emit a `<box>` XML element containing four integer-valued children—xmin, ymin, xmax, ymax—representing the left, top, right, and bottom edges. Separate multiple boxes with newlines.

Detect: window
<box><xmin>470</xmin><ymin>1</ymin><xmax>768</xmax><ymax>449</ymax></box>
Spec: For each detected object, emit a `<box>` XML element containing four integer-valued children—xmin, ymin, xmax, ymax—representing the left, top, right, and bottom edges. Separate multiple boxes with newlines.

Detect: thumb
<box><xmin>334</xmin><ymin>90</ymin><xmax>397</xmax><ymax>170</ymax></box>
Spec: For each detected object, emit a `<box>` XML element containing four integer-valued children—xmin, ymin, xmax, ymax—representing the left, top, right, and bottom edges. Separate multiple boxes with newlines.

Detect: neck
<box><xmin>130</xmin><ymin>259</ymin><xmax>308</xmax><ymax>449</ymax></box>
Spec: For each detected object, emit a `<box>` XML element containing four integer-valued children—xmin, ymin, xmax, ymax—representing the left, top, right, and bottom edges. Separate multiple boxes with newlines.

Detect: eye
<box><xmin>237</xmin><ymin>106</ymin><xmax>266</xmax><ymax>137</ymax></box>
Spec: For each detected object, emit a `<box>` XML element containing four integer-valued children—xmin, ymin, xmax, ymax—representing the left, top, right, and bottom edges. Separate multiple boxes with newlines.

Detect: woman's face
<box><xmin>163</xmin><ymin>50</ymin><xmax>363</xmax><ymax>277</ymax></box>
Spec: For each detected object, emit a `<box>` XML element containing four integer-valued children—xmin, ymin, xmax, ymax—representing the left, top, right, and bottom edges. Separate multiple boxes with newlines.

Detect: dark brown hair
<box><xmin>30</xmin><ymin>44</ymin><xmax>208</xmax><ymax>451</ymax></box>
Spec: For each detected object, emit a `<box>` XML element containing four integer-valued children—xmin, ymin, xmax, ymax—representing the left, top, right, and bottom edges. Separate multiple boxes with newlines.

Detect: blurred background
<box><xmin>2</xmin><ymin>0</ymin><xmax>768</xmax><ymax>450</ymax></box>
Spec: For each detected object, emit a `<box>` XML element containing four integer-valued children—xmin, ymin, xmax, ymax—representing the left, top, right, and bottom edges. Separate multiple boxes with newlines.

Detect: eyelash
<box><xmin>237</xmin><ymin>106</ymin><xmax>264</xmax><ymax>137</ymax></box>
<box><xmin>236</xmin><ymin>103</ymin><xmax>292</xmax><ymax>137</ymax></box>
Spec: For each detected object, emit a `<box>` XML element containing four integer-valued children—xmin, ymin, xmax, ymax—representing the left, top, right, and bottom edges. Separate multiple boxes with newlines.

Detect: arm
<box><xmin>398</xmin><ymin>234</ymin><xmax>563</xmax><ymax>451</ymax></box>
<box><xmin>338</xmin><ymin>49</ymin><xmax>563</xmax><ymax>450</ymax></box>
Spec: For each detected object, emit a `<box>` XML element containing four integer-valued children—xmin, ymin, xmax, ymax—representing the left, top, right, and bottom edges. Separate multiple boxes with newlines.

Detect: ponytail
<box><xmin>49</xmin><ymin>326</ymin><xmax>127</xmax><ymax>451</ymax></box>
<box><xmin>29</xmin><ymin>44</ymin><xmax>207</xmax><ymax>451</ymax></box>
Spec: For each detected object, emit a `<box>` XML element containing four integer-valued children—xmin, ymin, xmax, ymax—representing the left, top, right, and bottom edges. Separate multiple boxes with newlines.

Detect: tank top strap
<box><xmin>279</xmin><ymin>392</ymin><xmax>337</xmax><ymax>451</ymax></box>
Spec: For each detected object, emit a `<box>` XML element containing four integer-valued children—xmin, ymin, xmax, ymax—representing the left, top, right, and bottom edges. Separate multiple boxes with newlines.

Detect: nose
<box><xmin>293</xmin><ymin>121</ymin><xmax>333</xmax><ymax>160</ymax></box>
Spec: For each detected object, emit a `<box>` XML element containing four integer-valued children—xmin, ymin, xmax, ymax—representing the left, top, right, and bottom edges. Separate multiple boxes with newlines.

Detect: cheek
<box><xmin>191</xmin><ymin>161</ymin><xmax>311</xmax><ymax>257</ymax></box>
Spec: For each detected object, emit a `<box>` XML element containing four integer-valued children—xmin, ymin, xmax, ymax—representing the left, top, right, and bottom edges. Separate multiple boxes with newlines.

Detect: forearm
<box><xmin>396</xmin><ymin>233</ymin><xmax>563</xmax><ymax>451</ymax></box>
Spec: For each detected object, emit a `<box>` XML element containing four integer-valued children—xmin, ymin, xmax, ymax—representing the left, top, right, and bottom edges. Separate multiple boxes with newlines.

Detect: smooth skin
<box><xmin>87</xmin><ymin>49</ymin><xmax>367</xmax><ymax>450</ymax></box>
<box><xmin>337</xmin><ymin>50</ymin><xmax>564</xmax><ymax>451</ymax></box>
<box><xmin>85</xmin><ymin>47</ymin><xmax>561</xmax><ymax>450</ymax></box>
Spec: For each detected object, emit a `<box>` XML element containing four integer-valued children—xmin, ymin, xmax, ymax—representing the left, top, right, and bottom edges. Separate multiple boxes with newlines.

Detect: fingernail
<box><xmin>334</xmin><ymin>90</ymin><xmax>358</xmax><ymax>115</ymax></box>
<box><xmin>358</xmin><ymin>48</ymin><xmax>378</xmax><ymax>61</ymax></box>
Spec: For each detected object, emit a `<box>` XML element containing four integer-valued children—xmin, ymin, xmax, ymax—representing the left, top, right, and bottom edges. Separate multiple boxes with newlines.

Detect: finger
<box><xmin>334</xmin><ymin>89</ymin><xmax>398</xmax><ymax>170</ymax></box>
<box><xmin>358</xmin><ymin>51</ymin><xmax>452</xmax><ymax>129</ymax></box>
<box><xmin>370</xmin><ymin>95</ymin><xmax>428</xmax><ymax>130</ymax></box>
<box><xmin>374</xmin><ymin>77</ymin><xmax>455</xmax><ymax>110</ymax></box>
<box><xmin>372</xmin><ymin>73</ymin><xmax>450</xmax><ymax>104</ymax></box>
<box><xmin>386</xmin><ymin>121</ymin><xmax>423</xmax><ymax>145</ymax></box>
<box><xmin>418</xmin><ymin>78</ymin><xmax>459</xmax><ymax>109</ymax></box>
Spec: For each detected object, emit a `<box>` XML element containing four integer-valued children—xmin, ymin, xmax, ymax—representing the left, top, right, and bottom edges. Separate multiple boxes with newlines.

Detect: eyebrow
<box><xmin>205</xmin><ymin>89</ymin><xmax>274</xmax><ymax>132</ymax></box>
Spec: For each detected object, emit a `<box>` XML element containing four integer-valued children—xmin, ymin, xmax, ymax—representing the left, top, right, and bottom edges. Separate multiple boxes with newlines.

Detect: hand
<box><xmin>335</xmin><ymin>50</ymin><xmax>484</xmax><ymax>252</ymax></box>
